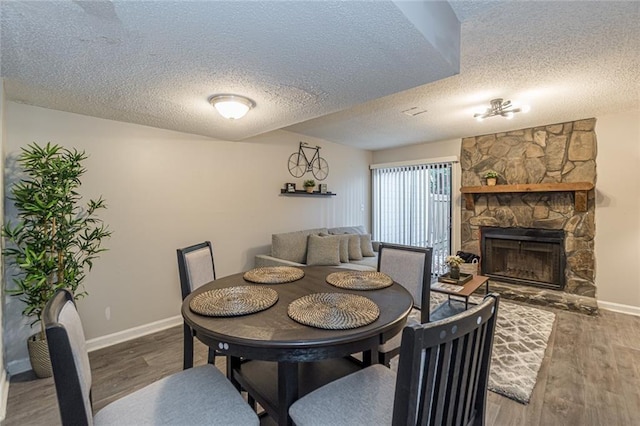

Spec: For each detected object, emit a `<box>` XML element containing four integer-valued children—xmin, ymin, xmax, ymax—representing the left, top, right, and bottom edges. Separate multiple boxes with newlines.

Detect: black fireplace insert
<box><xmin>480</xmin><ymin>226</ymin><xmax>565</xmax><ymax>290</ymax></box>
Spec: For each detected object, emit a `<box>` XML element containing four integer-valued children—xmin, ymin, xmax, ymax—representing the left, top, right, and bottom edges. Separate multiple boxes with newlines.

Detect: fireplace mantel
<box><xmin>460</xmin><ymin>182</ymin><xmax>594</xmax><ymax>212</ymax></box>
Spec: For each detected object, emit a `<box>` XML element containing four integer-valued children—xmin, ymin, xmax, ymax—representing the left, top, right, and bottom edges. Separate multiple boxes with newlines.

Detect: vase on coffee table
<box><xmin>449</xmin><ymin>265</ymin><xmax>460</xmax><ymax>280</ymax></box>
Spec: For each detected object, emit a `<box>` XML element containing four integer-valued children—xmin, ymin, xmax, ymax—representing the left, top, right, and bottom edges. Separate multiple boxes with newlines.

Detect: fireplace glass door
<box><xmin>481</xmin><ymin>227</ymin><xmax>565</xmax><ymax>290</ymax></box>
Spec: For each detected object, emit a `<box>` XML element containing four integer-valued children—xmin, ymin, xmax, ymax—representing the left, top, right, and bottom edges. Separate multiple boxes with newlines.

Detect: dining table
<box><xmin>182</xmin><ymin>265</ymin><xmax>413</xmax><ymax>426</ymax></box>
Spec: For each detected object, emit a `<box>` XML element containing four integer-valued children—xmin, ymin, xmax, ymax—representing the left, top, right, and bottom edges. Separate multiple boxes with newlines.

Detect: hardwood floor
<box><xmin>3</xmin><ymin>306</ymin><xmax>639</xmax><ymax>425</ymax></box>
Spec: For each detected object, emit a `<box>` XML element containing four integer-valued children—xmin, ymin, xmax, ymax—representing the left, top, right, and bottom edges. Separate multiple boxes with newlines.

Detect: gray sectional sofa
<box><xmin>254</xmin><ymin>226</ymin><xmax>379</xmax><ymax>271</ymax></box>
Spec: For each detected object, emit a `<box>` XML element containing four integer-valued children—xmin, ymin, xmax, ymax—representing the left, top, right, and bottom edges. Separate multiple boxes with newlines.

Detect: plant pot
<box><xmin>449</xmin><ymin>265</ymin><xmax>461</xmax><ymax>280</ymax></box>
<box><xmin>27</xmin><ymin>333</ymin><xmax>52</xmax><ymax>378</ymax></box>
<box><xmin>305</xmin><ymin>187</ymin><xmax>314</xmax><ymax>193</ymax></box>
<box><xmin>486</xmin><ymin>177</ymin><xmax>497</xmax><ymax>186</ymax></box>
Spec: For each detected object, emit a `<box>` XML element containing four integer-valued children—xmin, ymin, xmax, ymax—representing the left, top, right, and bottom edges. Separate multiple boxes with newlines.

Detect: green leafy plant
<box><xmin>3</xmin><ymin>142</ymin><xmax>111</xmax><ymax>338</ymax></box>
<box><xmin>484</xmin><ymin>170</ymin><xmax>500</xmax><ymax>179</ymax></box>
<box><xmin>303</xmin><ymin>179</ymin><xmax>316</xmax><ymax>188</ymax></box>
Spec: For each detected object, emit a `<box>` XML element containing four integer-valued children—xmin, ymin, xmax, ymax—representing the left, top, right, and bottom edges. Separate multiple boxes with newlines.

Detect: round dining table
<box><xmin>182</xmin><ymin>265</ymin><xmax>413</xmax><ymax>426</ymax></box>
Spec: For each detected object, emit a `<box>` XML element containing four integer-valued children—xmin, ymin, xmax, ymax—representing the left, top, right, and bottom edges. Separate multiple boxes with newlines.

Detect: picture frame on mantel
<box><xmin>285</xmin><ymin>183</ymin><xmax>296</xmax><ymax>193</ymax></box>
<box><xmin>320</xmin><ymin>184</ymin><xmax>327</xmax><ymax>194</ymax></box>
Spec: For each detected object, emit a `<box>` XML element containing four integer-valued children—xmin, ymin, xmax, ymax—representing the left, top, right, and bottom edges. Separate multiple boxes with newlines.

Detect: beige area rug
<box><xmin>393</xmin><ymin>293</ymin><xmax>556</xmax><ymax>404</ymax></box>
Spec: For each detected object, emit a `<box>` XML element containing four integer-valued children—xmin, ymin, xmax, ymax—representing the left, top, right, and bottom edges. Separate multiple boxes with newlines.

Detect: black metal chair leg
<box><xmin>207</xmin><ymin>347</ymin><xmax>216</xmax><ymax>364</ymax></box>
<box><xmin>183</xmin><ymin>323</ymin><xmax>194</xmax><ymax>370</ymax></box>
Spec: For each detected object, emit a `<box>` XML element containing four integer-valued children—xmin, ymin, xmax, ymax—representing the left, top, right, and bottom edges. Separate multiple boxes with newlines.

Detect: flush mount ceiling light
<box><xmin>474</xmin><ymin>98</ymin><xmax>530</xmax><ymax>122</ymax></box>
<box><xmin>209</xmin><ymin>94</ymin><xmax>255</xmax><ymax>120</ymax></box>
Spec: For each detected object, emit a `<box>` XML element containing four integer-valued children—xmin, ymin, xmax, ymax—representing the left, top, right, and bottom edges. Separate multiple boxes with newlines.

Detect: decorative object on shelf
<box><xmin>484</xmin><ymin>170</ymin><xmax>500</xmax><ymax>186</ymax></box>
<box><xmin>445</xmin><ymin>255</ymin><xmax>465</xmax><ymax>279</ymax></box>
<box><xmin>303</xmin><ymin>179</ymin><xmax>316</xmax><ymax>193</ymax></box>
<box><xmin>208</xmin><ymin>94</ymin><xmax>255</xmax><ymax>119</ymax></box>
<box><xmin>279</xmin><ymin>189</ymin><xmax>336</xmax><ymax>197</ymax></box>
<box><xmin>474</xmin><ymin>98</ymin><xmax>530</xmax><ymax>121</ymax></box>
<box><xmin>285</xmin><ymin>182</ymin><xmax>296</xmax><ymax>193</ymax></box>
<box><xmin>287</xmin><ymin>142</ymin><xmax>329</xmax><ymax>180</ymax></box>
<box><xmin>320</xmin><ymin>183</ymin><xmax>327</xmax><ymax>194</ymax></box>
<box><xmin>2</xmin><ymin>142</ymin><xmax>111</xmax><ymax>378</ymax></box>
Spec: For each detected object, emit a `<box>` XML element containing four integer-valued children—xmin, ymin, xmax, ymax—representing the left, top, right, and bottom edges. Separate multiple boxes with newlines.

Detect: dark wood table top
<box><xmin>431</xmin><ymin>274</ymin><xmax>489</xmax><ymax>297</ymax></box>
<box><xmin>182</xmin><ymin>266</ymin><xmax>414</xmax><ymax>362</ymax></box>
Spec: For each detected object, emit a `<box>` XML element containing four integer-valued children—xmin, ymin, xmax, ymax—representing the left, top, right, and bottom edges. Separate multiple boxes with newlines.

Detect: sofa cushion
<box><xmin>328</xmin><ymin>225</ymin><xmax>366</xmax><ymax>235</ymax></box>
<box><xmin>272</xmin><ymin>228</ymin><xmax>328</xmax><ymax>264</ymax></box>
<box><xmin>321</xmin><ymin>233</ymin><xmax>349</xmax><ymax>263</ymax></box>
<box><xmin>360</xmin><ymin>234</ymin><xmax>375</xmax><ymax>257</ymax></box>
<box><xmin>306</xmin><ymin>235</ymin><xmax>341</xmax><ymax>266</ymax></box>
<box><xmin>346</xmin><ymin>234</ymin><xmax>363</xmax><ymax>260</ymax></box>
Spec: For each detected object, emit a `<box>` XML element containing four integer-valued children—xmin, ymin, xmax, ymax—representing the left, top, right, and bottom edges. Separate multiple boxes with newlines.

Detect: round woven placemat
<box><xmin>326</xmin><ymin>271</ymin><xmax>393</xmax><ymax>290</ymax></box>
<box><xmin>288</xmin><ymin>293</ymin><xmax>380</xmax><ymax>330</ymax></box>
<box><xmin>190</xmin><ymin>286</ymin><xmax>278</xmax><ymax>317</ymax></box>
<box><xmin>243</xmin><ymin>266</ymin><xmax>305</xmax><ymax>284</ymax></box>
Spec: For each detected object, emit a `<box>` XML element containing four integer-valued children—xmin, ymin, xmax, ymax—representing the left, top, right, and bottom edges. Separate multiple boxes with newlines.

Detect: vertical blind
<box><xmin>372</xmin><ymin>161</ymin><xmax>452</xmax><ymax>275</ymax></box>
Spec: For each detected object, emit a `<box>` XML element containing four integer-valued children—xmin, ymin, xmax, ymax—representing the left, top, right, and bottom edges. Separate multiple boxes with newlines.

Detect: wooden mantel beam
<box><xmin>460</xmin><ymin>182</ymin><xmax>594</xmax><ymax>212</ymax></box>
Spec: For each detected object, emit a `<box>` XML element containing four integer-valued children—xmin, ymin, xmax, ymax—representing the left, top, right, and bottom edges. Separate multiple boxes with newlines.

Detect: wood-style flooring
<box><xmin>3</xmin><ymin>306</ymin><xmax>639</xmax><ymax>425</ymax></box>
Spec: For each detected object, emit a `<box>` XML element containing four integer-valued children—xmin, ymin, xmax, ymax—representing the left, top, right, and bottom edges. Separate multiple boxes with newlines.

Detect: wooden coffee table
<box><xmin>431</xmin><ymin>274</ymin><xmax>490</xmax><ymax>309</ymax></box>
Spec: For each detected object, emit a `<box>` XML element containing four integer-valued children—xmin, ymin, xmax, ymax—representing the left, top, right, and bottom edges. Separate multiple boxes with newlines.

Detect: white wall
<box><xmin>594</xmin><ymin>109</ymin><xmax>640</xmax><ymax>313</ymax></box>
<box><xmin>372</xmin><ymin>114</ymin><xmax>640</xmax><ymax>313</ymax></box>
<box><xmin>3</xmin><ymin>103</ymin><xmax>372</xmax><ymax>373</ymax></box>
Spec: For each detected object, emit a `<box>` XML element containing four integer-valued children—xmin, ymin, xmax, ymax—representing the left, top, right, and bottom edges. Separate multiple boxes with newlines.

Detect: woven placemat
<box><xmin>288</xmin><ymin>293</ymin><xmax>380</xmax><ymax>330</ymax></box>
<box><xmin>190</xmin><ymin>286</ymin><xmax>278</xmax><ymax>317</ymax></box>
<box><xmin>243</xmin><ymin>266</ymin><xmax>305</xmax><ymax>284</ymax></box>
<box><xmin>326</xmin><ymin>271</ymin><xmax>393</xmax><ymax>290</ymax></box>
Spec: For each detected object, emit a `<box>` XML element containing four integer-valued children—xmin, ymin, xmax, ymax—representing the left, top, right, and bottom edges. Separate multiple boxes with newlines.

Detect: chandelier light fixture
<box><xmin>209</xmin><ymin>94</ymin><xmax>255</xmax><ymax>119</ymax></box>
<box><xmin>474</xmin><ymin>98</ymin><xmax>529</xmax><ymax>121</ymax></box>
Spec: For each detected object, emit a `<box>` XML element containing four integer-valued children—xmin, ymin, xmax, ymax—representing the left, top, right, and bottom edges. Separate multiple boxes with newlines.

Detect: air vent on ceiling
<box><xmin>401</xmin><ymin>107</ymin><xmax>428</xmax><ymax>117</ymax></box>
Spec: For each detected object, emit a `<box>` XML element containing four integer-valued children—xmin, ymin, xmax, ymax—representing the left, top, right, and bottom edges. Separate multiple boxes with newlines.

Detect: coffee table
<box><xmin>431</xmin><ymin>274</ymin><xmax>490</xmax><ymax>309</ymax></box>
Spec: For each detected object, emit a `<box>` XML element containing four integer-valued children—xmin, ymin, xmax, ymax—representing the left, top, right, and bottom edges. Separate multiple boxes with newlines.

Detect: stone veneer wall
<box><xmin>460</xmin><ymin>118</ymin><xmax>597</xmax><ymax>313</ymax></box>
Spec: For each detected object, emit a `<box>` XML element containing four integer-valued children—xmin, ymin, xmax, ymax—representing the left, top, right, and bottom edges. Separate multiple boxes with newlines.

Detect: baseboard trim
<box><xmin>86</xmin><ymin>315</ymin><xmax>182</xmax><ymax>352</ymax></box>
<box><xmin>0</xmin><ymin>369</ymin><xmax>9</xmax><ymax>422</ymax></box>
<box><xmin>598</xmin><ymin>300</ymin><xmax>640</xmax><ymax>317</ymax></box>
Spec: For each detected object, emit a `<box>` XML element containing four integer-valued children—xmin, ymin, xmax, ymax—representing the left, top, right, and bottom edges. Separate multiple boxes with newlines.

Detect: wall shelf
<box><xmin>460</xmin><ymin>182</ymin><xmax>594</xmax><ymax>212</ymax></box>
<box><xmin>280</xmin><ymin>189</ymin><xmax>336</xmax><ymax>197</ymax></box>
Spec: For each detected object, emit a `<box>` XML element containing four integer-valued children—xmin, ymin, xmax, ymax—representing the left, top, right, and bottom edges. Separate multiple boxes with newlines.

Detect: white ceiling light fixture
<box><xmin>474</xmin><ymin>98</ymin><xmax>529</xmax><ymax>122</ymax></box>
<box><xmin>209</xmin><ymin>94</ymin><xmax>255</xmax><ymax>119</ymax></box>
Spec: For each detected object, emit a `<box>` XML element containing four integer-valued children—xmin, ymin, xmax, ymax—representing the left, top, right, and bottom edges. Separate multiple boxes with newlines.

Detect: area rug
<box><xmin>394</xmin><ymin>294</ymin><xmax>556</xmax><ymax>404</ymax></box>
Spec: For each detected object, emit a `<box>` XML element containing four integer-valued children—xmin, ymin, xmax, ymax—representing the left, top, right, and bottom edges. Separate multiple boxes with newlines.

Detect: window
<box><xmin>372</xmin><ymin>160</ymin><xmax>453</xmax><ymax>275</ymax></box>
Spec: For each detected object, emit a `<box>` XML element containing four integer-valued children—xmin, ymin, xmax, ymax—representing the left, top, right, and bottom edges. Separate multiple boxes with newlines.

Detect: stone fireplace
<box><xmin>460</xmin><ymin>118</ymin><xmax>597</xmax><ymax>314</ymax></box>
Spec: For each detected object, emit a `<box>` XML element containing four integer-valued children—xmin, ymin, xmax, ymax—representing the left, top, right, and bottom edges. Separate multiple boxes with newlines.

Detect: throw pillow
<box><xmin>306</xmin><ymin>234</ymin><xmax>341</xmax><ymax>266</ymax></box>
<box><xmin>346</xmin><ymin>234</ymin><xmax>363</xmax><ymax>261</ymax></box>
<box><xmin>320</xmin><ymin>233</ymin><xmax>349</xmax><ymax>263</ymax></box>
<box><xmin>360</xmin><ymin>234</ymin><xmax>376</xmax><ymax>257</ymax></box>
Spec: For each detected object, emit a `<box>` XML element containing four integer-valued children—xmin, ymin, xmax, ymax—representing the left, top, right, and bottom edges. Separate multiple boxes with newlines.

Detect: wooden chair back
<box><xmin>393</xmin><ymin>293</ymin><xmax>500</xmax><ymax>426</ymax></box>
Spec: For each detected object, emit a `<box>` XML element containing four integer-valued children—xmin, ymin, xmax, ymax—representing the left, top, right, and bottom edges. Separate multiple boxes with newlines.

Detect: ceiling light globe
<box><xmin>209</xmin><ymin>95</ymin><xmax>255</xmax><ymax>120</ymax></box>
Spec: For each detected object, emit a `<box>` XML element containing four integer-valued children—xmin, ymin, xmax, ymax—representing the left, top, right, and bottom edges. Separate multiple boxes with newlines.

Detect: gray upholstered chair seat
<box><xmin>94</xmin><ymin>364</ymin><xmax>257</xmax><ymax>425</ymax></box>
<box><xmin>378</xmin><ymin>307</ymin><xmax>421</xmax><ymax>352</ymax></box>
<box><xmin>289</xmin><ymin>364</ymin><xmax>395</xmax><ymax>426</ymax></box>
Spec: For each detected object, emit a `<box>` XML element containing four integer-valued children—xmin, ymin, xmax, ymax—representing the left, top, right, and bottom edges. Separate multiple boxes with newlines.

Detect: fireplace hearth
<box><xmin>481</xmin><ymin>227</ymin><xmax>565</xmax><ymax>290</ymax></box>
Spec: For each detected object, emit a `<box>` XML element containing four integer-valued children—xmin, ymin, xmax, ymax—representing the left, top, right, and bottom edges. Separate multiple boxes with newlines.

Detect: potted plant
<box><xmin>445</xmin><ymin>255</ymin><xmax>465</xmax><ymax>279</ymax></box>
<box><xmin>2</xmin><ymin>142</ymin><xmax>111</xmax><ymax>378</ymax></box>
<box><xmin>484</xmin><ymin>170</ymin><xmax>500</xmax><ymax>186</ymax></box>
<box><xmin>303</xmin><ymin>179</ymin><xmax>316</xmax><ymax>193</ymax></box>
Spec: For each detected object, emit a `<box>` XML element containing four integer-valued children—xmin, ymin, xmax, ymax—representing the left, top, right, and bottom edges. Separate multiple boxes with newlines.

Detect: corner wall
<box><xmin>3</xmin><ymin>103</ymin><xmax>373</xmax><ymax>373</ymax></box>
<box><xmin>594</xmin><ymin>109</ymin><xmax>640</xmax><ymax>314</ymax></box>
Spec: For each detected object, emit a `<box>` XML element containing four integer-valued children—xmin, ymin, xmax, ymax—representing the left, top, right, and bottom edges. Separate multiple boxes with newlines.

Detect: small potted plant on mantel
<box><xmin>303</xmin><ymin>179</ymin><xmax>316</xmax><ymax>193</ymax></box>
<box><xmin>484</xmin><ymin>170</ymin><xmax>500</xmax><ymax>186</ymax></box>
<box><xmin>2</xmin><ymin>143</ymin><xmax>111</xmax><ymax>378</ymax></box>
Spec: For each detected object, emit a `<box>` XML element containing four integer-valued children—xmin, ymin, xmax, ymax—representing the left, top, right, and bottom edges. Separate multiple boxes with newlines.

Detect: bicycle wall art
<box><xmin>287</xmin><ymin>142</ymin><xmax>329</xmax><ymax>180</ymax></box>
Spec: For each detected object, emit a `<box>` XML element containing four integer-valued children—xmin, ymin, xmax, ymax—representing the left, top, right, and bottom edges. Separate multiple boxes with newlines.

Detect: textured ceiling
<box><xmin>1</xmin><ymin>1</ymin><xmax>639</xmax><ymax>151</ymax></box>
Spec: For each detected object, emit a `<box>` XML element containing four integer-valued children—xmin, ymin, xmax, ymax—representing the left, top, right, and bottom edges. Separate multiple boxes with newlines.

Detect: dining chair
<box><xmin>376</xmin><ymin>243</ymin><xmax>433</xmax><ymax>366</ymax></box>
<box><xmin>290</xmin><ymin>293</ymin><xmax>500</xmax><ymax>426</ymax></box>
<box><xmin>44</xmin><ymin>289</ymin><xmax>259</xmax><ymax>426</ymax></box>
<box><xmin>177</xmin><ymin>241</ymin><xmax>217</xmax><ymax>369</ymax></box>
